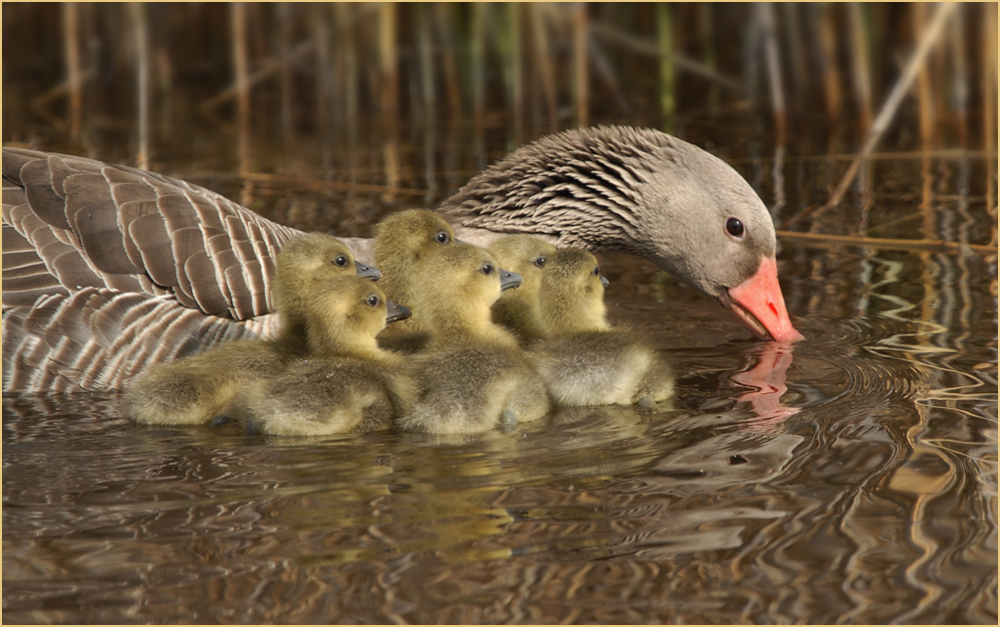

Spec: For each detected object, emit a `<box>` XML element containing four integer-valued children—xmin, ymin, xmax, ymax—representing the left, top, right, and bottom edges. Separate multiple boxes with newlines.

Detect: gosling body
<box><xmin>530</xmin><ymin>248</ymin><xmax>675</xmax><ymax>406</ymax></box>
<box><xmin>124</xmin><ymin>339</ymin><xmax>292</xmax><ymax>426</ymax></box>
<box><xmin>125</xmin><ymin>233</ymin><xmax>380</xmax><ymax>426</ymax></box>
<box><xmin>229</xmin><ymin>276</ymin><xmax>414</xmax><ymax>436</ymax></box>
<box><xmin>396</xmin><ymin>244</ymin><xmax>550</xmax><ymax>434</ymax></box>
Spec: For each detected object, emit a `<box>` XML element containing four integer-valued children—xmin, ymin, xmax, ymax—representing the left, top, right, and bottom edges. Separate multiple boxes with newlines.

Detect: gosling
<box><xmin>397</xmin><ymin>244</ymin><xmax>551</xmax><ymax>434</ymax></box>
<box><xmin>228</xmin><ymin>275</ymin><xmax>415</xmax><ymax>436</ymax></box>
<box><xmin>530</xmin><ymin>248</ymin><xmax>675</xmax><ymax>407</ymax></box>
<box><xmin>373</xmin><ymin>209</ymin><xmax>456</xmax><ymax>338</ymax></box>
<box><xmin>125</xmin><ymin>233</ymin><xmax>379</xmax><ymax>425</ymax></box>
<box><xmin>486</xmin><ymin>235</ymin><xmax>557</xmax><ymax>345</ymax></box>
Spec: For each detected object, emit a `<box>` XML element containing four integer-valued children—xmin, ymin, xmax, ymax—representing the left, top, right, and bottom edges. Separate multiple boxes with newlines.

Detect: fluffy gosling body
<box><xmin>229</xmin><ymin>276</ymin><xmax>415</xmax><ymax>436</ymax></box>
<box><xmin>125</xmin><ymin>233</ymin><xmax>378</xmax><ymax>426</ymax></box>
<box><xmin>397</xmin><ymin>244</ymin><xmax>551</xmax><ymax>434</ymax></box>
<box><xmin>530</xmin><ymin>248</ymin><xmax>675</xmax><ymax>406</ymax></box>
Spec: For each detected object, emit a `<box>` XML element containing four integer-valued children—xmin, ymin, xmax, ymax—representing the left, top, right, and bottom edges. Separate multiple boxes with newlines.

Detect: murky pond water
<box><xmin>4</xmin><ymin>121</ymin><xmax>997</xmax><ymax>623</ymax></box>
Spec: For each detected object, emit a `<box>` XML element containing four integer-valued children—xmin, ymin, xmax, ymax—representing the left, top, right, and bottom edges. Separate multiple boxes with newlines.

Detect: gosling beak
<box><xmin>499</xmin><ymin>269</ymin><xmax>523</xmax><ymax>291</ymax></box>
<box><xmin>385</xmin><ymin>301</ymin><xmax>412</xmax><ymax>324</ymax></box>
<box><xmin>721</xmin><ymin>256</ymin><xmax>804</xmax><ymax>343</ymax></box>
<box><xmin>356</xmin><ymin>262</ymin><xmax>382</xmax><ymax>281</ymax></box>
<box><xmin>600</xmin><ymin>275</ymin><xmax>610</xmax><ymax>288</ymax></box>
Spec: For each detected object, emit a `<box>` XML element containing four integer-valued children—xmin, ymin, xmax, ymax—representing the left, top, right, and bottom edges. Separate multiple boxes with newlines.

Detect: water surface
<box><xmin>3</xmin><ymin>122</ymin><xmax>997</xmax><ymax>623</ymax></box>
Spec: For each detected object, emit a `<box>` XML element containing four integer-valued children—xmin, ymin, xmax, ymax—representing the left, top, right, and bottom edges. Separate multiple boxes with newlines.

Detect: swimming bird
<box><xmin>529</xmin><ymin>247</ymin><xmax>675</xmax><ymax>407</ymax></box>
<box><xmin>486</xmin><ymin>235</ymin><xmax>557</xmax><ymax>345</ymax></box>
<box><xmin>124</xmin><ymin>234</ymin><xmax>382</xmax><ymax>426</ymax></box>
<box><xmin>396</xmin><ymin>243</ymin><xmax>551</xmax><ymax>434</ymax></box>
<box><xmin>226</xmin><ymin>275</ymin><xmax>415</xmax><ymax>436</ymax></box>
<box><xmin>438</xmin><ymin>126</ymin><xmax>801</xmax><ymax>344</ymax></box>
<box><xmin>372</xmin><ymin>209</ymin><xmax>456</xmax><ymax>349</ymax></box>
<box><xmin>2</xmin><ymin>126</ymin><xmax>800</xmax><ymax>394</ymax></box>
<box><xmin>271</xmin><ymin>232</ymin><xmax>381</xmax><ymax>354</ymax></box>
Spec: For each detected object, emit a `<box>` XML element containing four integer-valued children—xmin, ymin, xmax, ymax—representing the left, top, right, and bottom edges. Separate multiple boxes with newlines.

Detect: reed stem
<box><xmin>848</xmin><ymin>4</ymin><xmax>873</xmax><ymax>131</ymax></box>
<box><xmin>573</xmin><ymin>4</ymin><xmax>589</xmax><ymax>127</ymax></box>
<box><xmin>657</xmin><ymin>3</ymin><xmax>675</xmax><ymax>131</ymax></box>
<box><xmin>776</xmin><ymin>230</ymin><xmax>997</xmax><ymax>257</ymax></box>
<box><xmin>230</xmin><ymin>3</ymin><xmax>251</xmax><ymax>206</ymax></box>
<box><xmin>758</xmin><ymin>3</ymin><xmax>786</xmax><ymax>142</ymax></box>
<box><xmin>816</xmin><ymin>2</ymin><xmax>959</xmax><ymax>213</ymax></box>
<box><xmin>913</xmin><ymin>3</ymin><xmax>936</xmax><ymax>146</ymax></box>
<box><xmin>131</xmin><ymin>3</ymin><xmax>150</xmax><ymax>169</ymax></box>
<box><xmin>471</xmin><ymin>3</ymin><xmax>486</xmax><ymax>128</ymax></box>
<box><xmin>278</xmin><ymin>3</ymin><xmax>294</xmax><ymax>142</ymax></box>
<box><xmin>530</xmin><ymin>4</ymin><xmax>558</xmax><ymax>130</ymax></box>
<box><xmin>62</xmin><ymin>3</ymin><xmax>82</xmax><ymax>141</ymax></box>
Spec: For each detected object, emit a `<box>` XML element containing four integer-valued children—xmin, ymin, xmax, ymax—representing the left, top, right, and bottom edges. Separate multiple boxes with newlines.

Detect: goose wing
<box><xmin>3</xmin><ymin>288</ymin><xmax>278</xmax><ymax>393</ymax></box>
<box><xmin>2</xmin><ymin>147</ymin><xmax>302</xmax><ymax>393</ymax></box>
<box><xmin>2</xmin><ymin>147</ymin><xmax>302</xmax><ymax>320</ymax></box>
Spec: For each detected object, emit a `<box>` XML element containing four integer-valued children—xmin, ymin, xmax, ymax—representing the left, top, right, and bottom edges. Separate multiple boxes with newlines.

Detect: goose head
<box><xmin>486</xmin><ymin>235</ymin><xmax>557</xmax><ymax>343</ymax></box>
<box><xmin>411</xmin><ymin>243</ymin><xmax>523</xmax><ymax>347</ymax></box>
<box><xmin>373</xmin><ymin>209</ymin><xmax>458</xmax><ymax>331</ymax></box>
<box><xmin>273</xmin><ymin>233</ymin><xmax>381</xmax><ymax>350</ymax></box>
<box><xmin>438</xmin><ymin>125</ymin><xmax>803</xmax><ymax>343</ymax></box>
<box><xmin>274</xmin><ymin>233</ymin><xmax>379</xmax><ymax>313</ymax></box>
<box><xmin>304</xmin><ymin>275</ymin><xmax>410</xmax><ymax>360</ymax></box>
<box><xmin>539</xmin><ymin>247</ymin><xmax>611</xmax><ymax>336</ymax></box>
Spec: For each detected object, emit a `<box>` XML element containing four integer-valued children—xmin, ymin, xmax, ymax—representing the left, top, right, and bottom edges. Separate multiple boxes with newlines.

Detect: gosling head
<box><xmin>487</xmin><ymin>235</ymin><xmax>557</xmax><ymax>343</ymax></box>
<box><xmin>539</xmin><ymin>247</ymin><xmax>611</xmax><ymax>336</ymax></box>
<box><xmin>305</xmin><ymin>275</ymin><xmax>410</xmax><ymax>359</ymax></box>
<box><xmin>374</xmin><ymin>209</ymin><xmax>456</xmax><ymax>271</ymax></box>
<box><xmin>412</xmin><ymin>243</ymin><xmax>523</xmax><ymax>346</ymax></box>
<box><xmin>273</xmin><ymin>233</ymin><xmax>381</xmax><ymax>347</ymax></box>
<box><xmin>439</xmin><ymin>125</ymin><xmax>802</xmax><ymax>342</ymax></box>
<box><xmin>373</xmin><ymin>210</ymin><xmax>458</xmax><ymax>328</ymax></box>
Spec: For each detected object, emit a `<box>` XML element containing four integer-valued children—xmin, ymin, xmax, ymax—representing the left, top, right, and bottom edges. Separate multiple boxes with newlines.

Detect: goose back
<box><xmin>2</xmin><ymin>148</ymin><xmax>303</xmax><ymax>393</ymax></box>
<box><xmin>3</xmin><ymin>147</ymin><xmax>301</xmax><ymax>318</ymax></box>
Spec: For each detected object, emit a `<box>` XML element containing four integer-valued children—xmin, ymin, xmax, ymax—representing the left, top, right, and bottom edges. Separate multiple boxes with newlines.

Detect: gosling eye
<box><xmin>534</xmin><ymin>256</ymin><xmax>547</xmax><ymax>268</ymax></box>
<box><xmin>366</xmin><ymin>295</ymin><xmax>381</xmax><ymax>307</ymax></box>
<box><xmin>481</xmin><ymin>263</ymin><xmax>494</xmax><ymax>276</ymax></box>
<box><xmin>435</xmin><ymin>231</ymin><xmax>451</xmax><ymax>244</ymax></box>
<box><xmin>332</xmin><ymin>255</ymin><xmax>349</xmax><ymax>267</ymax></box>
<box><xmin>725</xmin><ymin>217</ymin><xmax>745</xmax><ymax>240</ymax></box>
<box><xmin>592</xmin><ymin>265</ymin><xmax>601</xmax><ymax>277</ymax></box>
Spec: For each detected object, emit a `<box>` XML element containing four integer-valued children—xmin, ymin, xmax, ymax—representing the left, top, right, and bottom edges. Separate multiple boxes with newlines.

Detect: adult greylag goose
<box><xmin>2</xmin><ymin>125</ymin><xmax>800</xmax><ymax>394</ymax></box>
<box><xmin>124</xmin><ymin>235</ymin><xmax>389</xmax><ymax>426</ymax></box>
<box><xmin>529</xmin><ymin>247</ymin><xmax>675</xmax><ymax>407</ymax></box>
<box><xmin>395</xmin><ymin>243</ymin><xmax>551</xmax><ymax>434</ymax></box>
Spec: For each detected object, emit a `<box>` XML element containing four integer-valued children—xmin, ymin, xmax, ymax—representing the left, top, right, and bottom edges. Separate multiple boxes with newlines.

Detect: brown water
<box><xmin>3</xmin><ymin>120</ymin><xmax>997</xmax><ymax>623</ymax></box>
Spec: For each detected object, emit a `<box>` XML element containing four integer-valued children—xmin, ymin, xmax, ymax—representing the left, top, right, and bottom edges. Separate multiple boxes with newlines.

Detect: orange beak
<box><xmin>721</xmin><ymin>257</ymin><xmax>804</xmax><ymax>343</ymax></box>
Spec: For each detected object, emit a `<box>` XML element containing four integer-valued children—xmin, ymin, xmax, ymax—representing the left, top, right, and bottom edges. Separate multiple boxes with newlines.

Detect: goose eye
<box><xmin>592</xmin><ymin>265</ymin><xmax>601</xmax><ymax>276</ymax></box>
<box><xmin>725</xmin><ymin>217</ymin><xmax>745</xmax><ymax>240</ymax></box>
<box><xmin>435</xmin><ymin>231</ymin><xmax>451</xmax><ymax>244</ymax></box>
<box><xmin>332</xmin><ymin>255</ymin><xmax>349</xmax><ymax>267</ymax></box>
<box><xmin>534</xmin><ymin>256</ymin><xmax>547</xmax><ymax>268</ymax></box>
<box><xmin>481</xmin><ymin>263</ymin><xmax>494</xmax><ymax>276</ymax></box>
<box><xmin>367</xmin><ymin>295</ymin><xmax>381</xmax><ymax>307</ymax></box>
